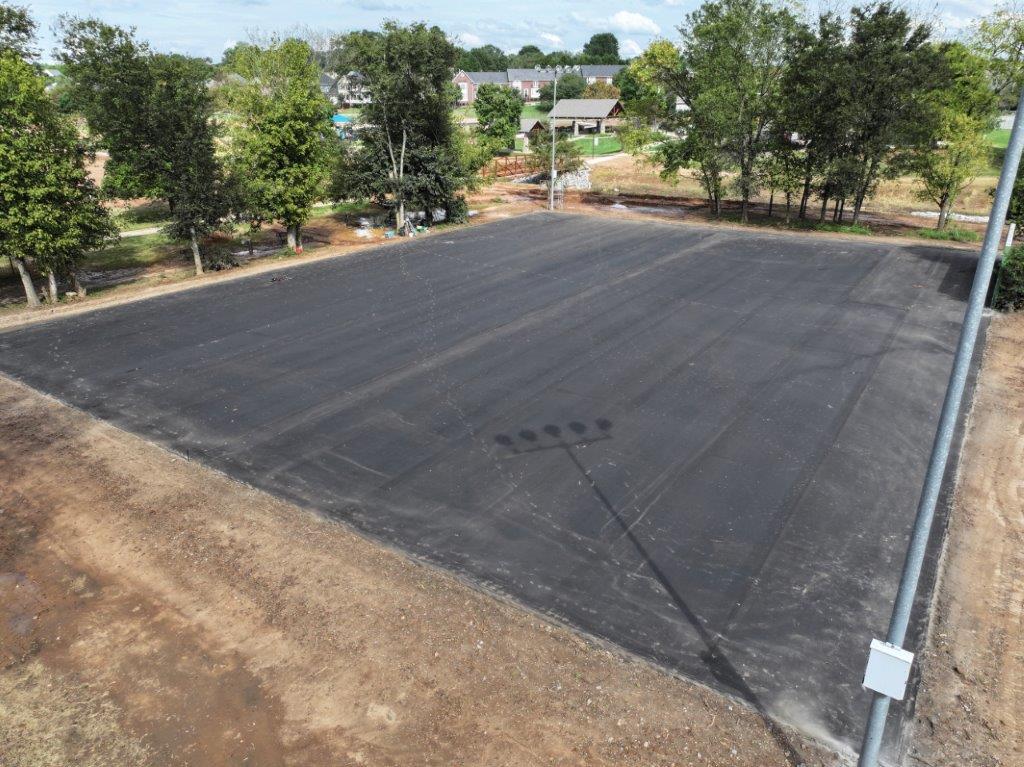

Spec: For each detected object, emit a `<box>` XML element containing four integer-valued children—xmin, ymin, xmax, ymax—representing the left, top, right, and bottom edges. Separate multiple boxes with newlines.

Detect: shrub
<box><xmin>916</xmin><ymin>227</ymin><xmax>981</xmax><ymax>243</ymax></box>
<box><xmin>994</xmin><ymin>245</ymin><xmax>1024</xmax><ymax>312</ymax></box>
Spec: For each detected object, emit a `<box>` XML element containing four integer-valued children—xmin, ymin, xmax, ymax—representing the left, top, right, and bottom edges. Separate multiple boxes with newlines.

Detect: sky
<box><xmin>27</xmin><ymin>0</ymin><xmax>1000</xmax><ymax>63</ymax></box>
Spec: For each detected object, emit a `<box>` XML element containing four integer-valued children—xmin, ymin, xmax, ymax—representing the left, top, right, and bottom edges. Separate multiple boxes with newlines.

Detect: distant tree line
<box><xmin>456</xmin><ymin>33</ymin><xmax>623</xmax><ymax>73</ymax></box>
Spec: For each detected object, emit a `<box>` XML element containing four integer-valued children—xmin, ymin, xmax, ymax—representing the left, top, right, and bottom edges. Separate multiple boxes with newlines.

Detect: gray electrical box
<box><xmin>863</xmin><ymin>639</ymin><xmax>914</xmax><ymax>700</ymax></box>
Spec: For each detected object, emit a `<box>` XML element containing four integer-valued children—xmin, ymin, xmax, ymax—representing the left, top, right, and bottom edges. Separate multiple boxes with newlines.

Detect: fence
<box><xmin>482</xmin><ymin>154</ymin><xmax>540</xmax><ymax>179</ymax></box>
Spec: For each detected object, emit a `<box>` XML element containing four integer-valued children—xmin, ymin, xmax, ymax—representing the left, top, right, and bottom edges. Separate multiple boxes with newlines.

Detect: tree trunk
<box><xmin>838</xmin><ymin>198</ymin><xmax>845</xmax><ymax>224</ymax></box>
<box><xmin>799</xmin><ymin>174</ymin><xmax>812</xmax><ymax>219</ymax></box>
<box><xmin>46</xmin><ymin>271</ymin><xmax>59</xmax><ymax>303</ymax></box>
<box><xmin>818</xmin><ymin>192</ymin><xmax>830</xmax><ymax>224</ymax></box>
<box><xmin>741</xmin><ymin>194</ymin><xmax>749</xmax><ymax>224</ymax></box>
<box><xmin>937</xmin><ymin>198</ymin><xmax>951</xmax><ymax>230</ymax></box>
<box><xmin>286</xmin><ymin>224</ymin><xmax>303</xmax><ymax>253</ymax></box>
<box><xmin>768</xmin><ymin>189</ymin><xmax>774</xmax><ymax>218</ymax></box>
<box><xmin>72</xmin><ymin>271</ymin><xmax>87</xmax><ymax>297</ymax></box>
<box><xmin>784</xmin><ymin>192</ymin><xmax>792</xmax><ymax>225</ymax></box>
<box><xmin>832</xmin><ymin>198</ymin><xmax>841</xmax><ymax>223</ymax></box>
<box><xmin>12</xmin><ymin>257</ymin><xmax>40</xmax><ymax>307</ymax></box>
<box><xmin>189</xmin><ymin>226</ymin><xmax>204</xmax><ymax>275</ymax></box>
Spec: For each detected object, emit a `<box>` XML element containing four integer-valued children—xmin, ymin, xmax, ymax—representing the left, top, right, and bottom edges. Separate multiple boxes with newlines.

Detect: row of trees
<box><xmin>456</xmin><ymin>33</ymin><xmax>623</xmax><ymax>72</ymax></box>
<box><xmin>2</xmin><ymin>4</ymin><xmax>479</xmax><ymax>306</ymax></box>
<box><xmin>629</xmin><ymin>0</ymin><xmax>1002</xmax><ymax>228</ymax></box>
<box><xmin>0</xmin><ymin>7</ymin><xmax>114</xmax><ymax>306</ymax></box>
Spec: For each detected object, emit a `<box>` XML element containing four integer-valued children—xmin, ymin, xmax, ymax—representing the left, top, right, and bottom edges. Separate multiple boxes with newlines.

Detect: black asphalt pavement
<box><xmin>0</xmin><ymin>213</ymin><xmax>978</xmax><ymax>755</ymax></box>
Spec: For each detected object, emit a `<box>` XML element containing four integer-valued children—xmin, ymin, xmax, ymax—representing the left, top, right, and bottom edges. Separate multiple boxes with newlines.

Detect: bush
<box><xmin>994</xmin><ymin>245</ymin><xmax>1024</xmax><ymax>312</ymax></box>
<box><xmin>916</xmin><ymin>226</ymin><xmax>981</xmax><ymax>243</ymax></box>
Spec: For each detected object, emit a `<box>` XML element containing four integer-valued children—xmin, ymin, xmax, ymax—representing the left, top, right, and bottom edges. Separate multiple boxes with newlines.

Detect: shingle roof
<box><xmin>519</xmin><ymin>117</ymin><xmax>545</xmax><ymax>133</ymax></box>
<box><xmin>579</xmin><ymin>65</ymin><xmax>624</xmax><ymax>78</ymax></box>
<box><xmin>548</xmin><ymin>99</ymin><xmax>622</xmax><ymax>119</ymax></box>
<box><xmin>465</xmin><ymin>71</ymin><xmax>509</xmax><ymax>84</ymax></box>
<box><xmin>506</xmin><ymin>68</ymin><xmax>559</xmax><ymax>81</ymax></box>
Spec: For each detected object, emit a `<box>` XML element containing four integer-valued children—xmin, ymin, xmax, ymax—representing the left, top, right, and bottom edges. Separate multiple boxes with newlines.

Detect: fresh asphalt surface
<box><xmin>0</xmin><ymin>213</ymin><xmax>977</xmax><ymax>755</ymax></box>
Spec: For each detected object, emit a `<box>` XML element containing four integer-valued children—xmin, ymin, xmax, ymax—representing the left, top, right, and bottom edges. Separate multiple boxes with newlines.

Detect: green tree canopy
<box><xmin>970</xmin><ymin>4</ymin><xmax>1024</xmax><ymax>108</ymax></box>
<box><xmin>537</xmin><ymin>72</ymin><xmax>585</xmax><ymax>111</ymax></box>
<box><xmin>914</xmin><ymin>42</ymin><xmax>999</xmax><ymax>228</ymax></box>
<box><xmin>0</xmin><ymin>2</ymin><xmax>35</xmax><ymax>58</ymax></box>
<box><xmin>457</xmin><ymin>44</ymin><xmax>508</xmax><ymax>72</ymax></box>
<box><xmin>582</xmin><ymin>33</ymin><xmax>620</xmax><ymax>64</ymax></box>
<box><xmin>474</xmin><ymin>82</ymin><xmax>523</xmax><ymax>152</ymax></box>
<box><xmin>226</xmin><ymin>37</ymin><xmax>336</xmax><ymax>251</ymax></box>
<box><xmin>0</xmin><ymin>53</ymin><xmax>115</xmax><ymax>305</ymax></box>
<box><xmin>335</xmin><ymin>22</ymin><xmax>471</xmax><ymax>230</ymax></box>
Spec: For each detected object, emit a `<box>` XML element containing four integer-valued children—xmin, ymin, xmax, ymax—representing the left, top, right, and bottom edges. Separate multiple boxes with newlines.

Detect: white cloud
<box><xmin>609</xmin><ymin>10</ymin><xmax>661</xmax><ymax>35</ymax></box>
<box><xmin>622</xmin><ymin>38</ymin><xmax>643</xmax><ymax>56</ymax></box>
<box><xmin>459</xmin><ymin>32</ymin><xmax>483</xmax><ymax>46</ymax></box>
<box><xmin>540</xmin><ymin>32</ymin><xmax>564</xmax><ymax>47</ymax></box>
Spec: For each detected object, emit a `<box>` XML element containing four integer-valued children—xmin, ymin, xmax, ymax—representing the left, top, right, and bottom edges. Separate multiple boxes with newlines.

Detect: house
<box><xmin>337</xmin><ymin>71</ymin><xmax>371</xmax><ymax>106</ymax></box>
<box><xmin>320</xmin><ymin>71</ymin><xmax>372</xmax><ymax>107</ymax></box>
<box><xmin>548</xmin><ymin>99</ymin><xmax>623</xmax><ymax>135</ymax></box>
<box><xmin>453</xmin><ymin>64</ymin><xmax>624</xmax><ymax>104</ymax></box>
<box><xmin>517</xmin><ymin>117</ymin><xmax>546</xmax><ymax>149</ymax></box>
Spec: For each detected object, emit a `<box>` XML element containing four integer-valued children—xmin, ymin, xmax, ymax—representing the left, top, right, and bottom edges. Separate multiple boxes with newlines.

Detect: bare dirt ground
<box><xmin>909</xmin><ymin>313</ymin><xmax>1024</xmax><ymax>767</ymax></box>
<box><xmin>0</xmin><ymin>375</ymin><xmax>835</xmax><ymax>767</ymax></box>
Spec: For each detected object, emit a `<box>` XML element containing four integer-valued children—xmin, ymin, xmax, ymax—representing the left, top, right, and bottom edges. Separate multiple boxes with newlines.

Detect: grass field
<box><xmin>987</xmin><ymin>128</ymin><xmax>1011</xmax><ymax>149</ymax></box>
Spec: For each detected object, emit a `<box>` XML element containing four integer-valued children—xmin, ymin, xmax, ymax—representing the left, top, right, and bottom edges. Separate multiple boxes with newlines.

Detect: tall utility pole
<box><xmin>855</xmin><ymin>85</ymin><xmax>1024</xmax><ymax>767</ymax></box>
<box><xmin>548</xmin><ymin>74</ymin><xmax>557</xmax><ymax>211</ymax></box>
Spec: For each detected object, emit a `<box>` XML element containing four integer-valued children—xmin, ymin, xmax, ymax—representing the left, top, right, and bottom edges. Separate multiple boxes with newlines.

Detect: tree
<box><xmin>336</xmin><ymin>22</ymin><xmax>471</xmax><ymax>230</ymax></box>
<box><xmin>970</xmin><ymin>3</ymin><xmax>1024</xmax><ymax>108</ymax></box>
<box><xmin>57</xmin><ymin>17</ymin><xmax>168</xmax><ymax>200</ymax></box>
<box><xmin>227</xmin><ymin>38</ymin><xmax>336</xmax><ymax>251</ymax></box>
<box><xmin>842</xmin><ymin>3</ymin><xmax>937</xmax><ymax>225</ymax></box>
<box><xmin>457</xmin><ymin>44</ymin><xmax>508</xmax><ymax>72</ymax></box>
<box><xmin>678</xmin><ymin>0</ymin><xmax>798</xmax><ymax>223</ymax></box>
<box><xmin>0</xmin><ymin>2</ymin><xmax>35</xmax><ymax>58</ymax></box>
<box><xmin>583</xmin><ymin>81</ymin><xmax>620</xmax><ymax>99</ymax></box>
<box><xmin>615</xmin><ymin>61</ymin><xmax>672</xmax><ymax>128</ymax></box>
<box><xmin>155</xmin><ymin>53</ymin><xmax>229</xmax><ymax>271</ymax></box>
<box><xmin>779</xmin><ymin>12</ymin><xmax>852</xmax><ymax>219</ymax></box>
<box><xmin>537</xmin><ymin>72</ymin><xmax>585</xmax><ymax>111</ymax></box>
<box><xmin>0</xmin><ymin>53</ymin><xmax>116</xmax><ymax>306</ymax></box>
<box><xmin>511</xmin><ymin>45</ymin><xmax>545</xmax><ymax>68</ymax></box>
<box><xmin>529</xmin><ymin>127</ymin><xmax>583</xmax><ymax>180</ymax></box>
<box><xmin>914</xmin><ymin>43</ymin><xmax>999</xmax><ymax>229</ymax></box>
<box><xmin>582</xmin><ymin>33</ymin><xmax>620</xmax><ymax>64</ymax></box>
<box><xmin>474</xmin><ymin>82</ymin><xmax>523</xmax><ymax>152</ymax></box>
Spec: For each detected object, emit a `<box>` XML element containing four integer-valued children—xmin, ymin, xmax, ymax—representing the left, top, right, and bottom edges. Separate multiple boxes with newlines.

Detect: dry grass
<box><xmin>0</xmin><ymin>662</ymin><xmax>150</xmax><ymax>767</ymax></box>
<box><xmin>590</xmin><ymin>155</ymin><xmax>999</xmax><ymax>217</ymax></box>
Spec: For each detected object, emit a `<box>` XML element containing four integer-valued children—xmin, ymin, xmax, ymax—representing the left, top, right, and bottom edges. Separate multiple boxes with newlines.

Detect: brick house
<box><xmin>454</xmin><ymin>64</ymin><xmax>624</xmax><ymax>105</ymax></box>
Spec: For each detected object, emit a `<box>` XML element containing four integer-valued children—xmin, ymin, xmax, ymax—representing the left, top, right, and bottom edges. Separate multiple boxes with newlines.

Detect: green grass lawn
<box><xmin>111</xmin><ymin>200</ymin><xmax>172</xmax><ymax>232</ymax></box>
<box><xmin>85</xmin><ymin>233</ymin><xmax>183</xmax><ymax>271</ymax></box>
<box><xmin>987</xmin><ymin>128</ymin><xmax>1011</xmax><ymax>149</ymax></box>
<box><xmin>571</xmin><ymin>133</ymin><xmax>623</xmax><ymax>156</ymax></box>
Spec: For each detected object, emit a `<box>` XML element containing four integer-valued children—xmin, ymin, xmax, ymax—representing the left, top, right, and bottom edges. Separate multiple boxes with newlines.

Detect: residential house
<box><xmin>320</xmin><ymin>71</ymin><xmax>372</xmax><ymax>107</ymax></box>
<box><xmin>453</xmin><ymin>64</ymin><xmax>624</xmax><ymax>104</ymax></box>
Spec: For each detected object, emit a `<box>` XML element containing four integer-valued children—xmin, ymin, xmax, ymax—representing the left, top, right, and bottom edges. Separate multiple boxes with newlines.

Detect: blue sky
<box><xmin>28</xmin><ymin>0</ymin><xmax>997</xmax><ymax>62</ymax></box>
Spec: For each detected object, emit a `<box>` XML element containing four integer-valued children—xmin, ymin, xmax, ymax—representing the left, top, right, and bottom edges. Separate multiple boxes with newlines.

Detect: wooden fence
<box><xmin>482</xmin><ymin>154</ymin><xmax>540</xmax><ymax>179</ymax></box>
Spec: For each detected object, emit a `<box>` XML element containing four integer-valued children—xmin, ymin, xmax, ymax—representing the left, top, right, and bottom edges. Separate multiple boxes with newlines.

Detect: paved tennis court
<box><xmin>0</xmin><ymin>213</ymin><xmax>977</xmax><ymax>752</ymax></box>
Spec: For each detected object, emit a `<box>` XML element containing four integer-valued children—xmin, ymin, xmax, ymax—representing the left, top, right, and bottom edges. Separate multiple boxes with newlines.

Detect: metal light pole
<box><xmin>855</xmin><ymin>85</ymin><xmax>1024</xmax><ymax>767</ymax></box>
<box><xmin>548</xmin><ymin>75</ymin><xmax>557</xmax><ymax>211</ymax></box>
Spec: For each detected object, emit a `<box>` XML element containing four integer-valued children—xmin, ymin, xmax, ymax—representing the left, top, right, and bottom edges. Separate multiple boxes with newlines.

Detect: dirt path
<box><xmin>0</xmin><ymin>375</ymin><xmax>835</xmax><ymax>767</ymax></box>
<box><xmin>909</xmin><ymin>313</ymin><xmax>1024</xmax><ymax>767</ymax></box>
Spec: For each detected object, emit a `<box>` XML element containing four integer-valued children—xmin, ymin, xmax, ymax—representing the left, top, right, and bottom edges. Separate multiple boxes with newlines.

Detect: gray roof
<box><xmin>580</xmin><ymin>64</ymin><xmax>624</xmax><ymax>78</ymax></box>
<box><xmin>507</xmin><ymin>68</ymin><xmax>560</xmax><ymax>81</ymax></box>
<box><xmin>519</xmin><ymin>117</ymin><xmax>545</xmax><ymax>133</ymax></box>
<box><xmin>465</xmin><ymin>71</ymin><xmax>509</xmax><ymax>84</ymax></box>
<box><xmin>548</xmin><ymin>98</ymin><xmax>622</xmax><ymax>119</ymax></box>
